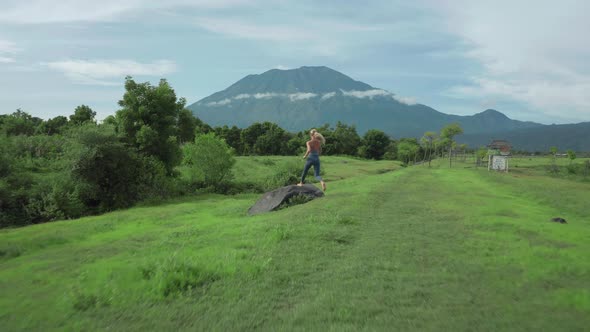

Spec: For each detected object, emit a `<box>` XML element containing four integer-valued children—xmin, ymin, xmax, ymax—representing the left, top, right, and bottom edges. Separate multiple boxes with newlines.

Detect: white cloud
<box><xmin>202</xmin><ymin>89</ymin><xmax>415</xmax><ymax>105</ymax></box>
<box><xmin>0</xmin><ymin>0</ymin><xmax>249</xmax><ymax>24</ymax></box>
<box><xmin>0</xmin><ymin>40</ymin><xmax>19</xmax><ymax>64</ymax></box>
<box><xmin>42</xmin><ymin>59</ymin><xmax>177</xmax><ymax>85</ymax></box>
<box><xmin>0</xmin><ymin>57</ymin><xmax>16</xmax><ymax>63</ymax></box>
<box><xmin>0</xmin><ymin>40</ymin><xmax>19</xmax><ymax>53</ymax></box>
<box><xmin>339</xmin><ymin>89</ymin><xmax>417</xmax><ymax>104</ymax></box>
<box><xmin>206</xmin><ymin>98</ymin><xmax>231</xmax><ymax>106</ymax></box>
<box><xmin>432</xmin><ymin>0</ymin><xmax>590</xmax><ymax>120</ymax></box>
<box><xmin>393</xmin><ymin>96</ymin><xmax>417</xmax><ymax>105</ymax></box>
<box><xmin>289</xmin><ymin>92</ymin><xmax>317</xmax><ymax>101</ymax></box>
<box><xmin>253</xmin><ymin>92</ymin><xmax>279</xmax><ymax>99</ymax></box>
<box><xmin>321</xmin><ymin>92</ymin><xmax>336</xmax><ymax>100</ymax></box>
<box><xmin>275</xmin><ymin>65</ymin><xmax>291</xmax><ymax>70</ymax></box>
<box><xmin>194</xmin><ymin>17</ymin><xmax>382</xmax><ymax>56</ymax></box>
<box><xmin>341</xmin><ymin>89</ymin><xmax>391</xmax><ymax>99</ymax></box>
<box><xmin>195</xmin><ymin>17</ymin><xmax>312</xmax><ymax>43</ymax></box>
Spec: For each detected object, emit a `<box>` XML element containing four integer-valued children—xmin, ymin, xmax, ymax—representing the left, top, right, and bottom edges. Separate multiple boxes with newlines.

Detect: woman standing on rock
<box><xmin>297</xmin><ymin>128</ymin><xmax>327</xmax><ymax>191</ymax></box>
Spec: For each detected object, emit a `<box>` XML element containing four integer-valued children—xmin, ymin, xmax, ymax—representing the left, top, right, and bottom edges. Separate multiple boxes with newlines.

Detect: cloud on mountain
<box><xmin>204</xmin><ymin>88</ymin><xmax>416</xmax><ymax>106</ymax></box>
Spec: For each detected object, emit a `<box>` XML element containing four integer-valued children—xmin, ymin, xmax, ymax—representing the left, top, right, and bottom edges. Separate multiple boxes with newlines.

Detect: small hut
<box><xmin>487</xmin><ymin>140</ymin><xmax>511</xmax><ymax>172</ymax></box>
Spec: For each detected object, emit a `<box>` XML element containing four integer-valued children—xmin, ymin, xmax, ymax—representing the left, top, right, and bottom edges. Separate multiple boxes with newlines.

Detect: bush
<box><xmin>182</xmin><ymin>133</ymin><xmax>235</xmax><ymax>188</ymax></box>
<box><xmin>142</xmin><ymin>258</ymin><xmax>222</xmax><ymax>298</ymax></box>
<box><xmin>69</xmin><ymin>124</ymin><xmax>158</xmax><ymax>211</ymax></box>
<box><xmin>264</xmin><ymin>158</ymin><xmax>301</xmax><ymax>191</ymax></box>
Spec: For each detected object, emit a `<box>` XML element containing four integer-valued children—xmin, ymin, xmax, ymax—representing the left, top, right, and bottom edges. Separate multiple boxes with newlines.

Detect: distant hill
<box><xmin>188</xmin><ymin>66</ymin><xmax>588</xmax><ymax>151</ymax></box>
<box><xmin>458</xmin><ymin>122</ymin><xmax>590</xmax><ymax>152</ymax></box>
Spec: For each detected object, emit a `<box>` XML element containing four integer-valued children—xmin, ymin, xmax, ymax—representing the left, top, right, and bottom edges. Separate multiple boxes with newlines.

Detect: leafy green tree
<box><xmin>360</xmin><ymin>129</ymin><xmax>390</xmax><ymax>160</ymax></box>
<box><xmin>0</xmin><ymin>136</ymin><xmax>12</xmax><ymax>177</ymax></box>
<box><xmin>440</xmin><ymin>123</ymin><xmax>463</xmax><ymax>167</ymax></box>
<box><xmin>476</xmin><ymin>147</ymin><xmax>488</xmax><ymax>167</ymax></box>
<box><xmin>178</xmin><ymin>109</ymin><xmax>198</xmax><ymax>144</ymax></box>
<box><xmin>116</xmin><ymin>77</ymin><xmax>184</xmax><ymax>173</ymax></box>
<box><xmin>69</xmin><ymin>105</ymin><xmax>96</xmax><ymax>125</ymax></box>
<box><xmin>421</xmin><ymin>131</ymin><xmax>437</xmax><ymax>167</ymax></box>
<box><xmin>195</xmin><ymin>117</ymin><xmax>213</xmax><ymax>135</ymax></box>
<box><xmin>459</xmin><ymin>143</ymin><xmax>468</xmax><ymax>161</ymax></box>
<box><xmin>254</xmin><ymin>123</ymin><xmax>288</xmax><ymax>155</ymax></box>
<box><xmin>397</xmin><ymin>139</ymin><xmax>420</xmax><ymax>165</ymax></box>
<box><xmin>38</xmin><ymin>116</ymin><xmax>68</xmax><ymax>135</ymax></box>
<box><xmin>286</xmin><ymin>134</ymin><xmax>306</xmax><ymax>156</ymax></box>
<box><xmin>332</xmin><ymin>121</ymin><xmax>361</xmax><ymax>156</ymax></box>
<box><xmin>566</xmin><ymin>149</ymin><xmax>576</xmax><ymax>165</ymax></box>
<box><xmin>182</xmin><ymin>133</ymin><xmax>235</xmax><ymax>187</ymax></box>
<box><xmin>240</xmin><ymin>122</ymin><xmax>288</xmax><ymax>155</ymax></box>
<box><xmin>1</xmin><ymin>109</ymin><xmax>42</xmax><ymax>136</ymax></box>
<box><xmin>214</xmin><ymin>125</ymin><xmax>243</xmax><ymax>154</ymax></box>
<box><xmin>69</xmin><ymin>124</ymin><xmax>146</xmax><ymax>210</ymax></box>
<box><xmin>241</xmin><ymin>122</ymin><xmax>265</xmax><ymax>155</ymax></box>
<box><xmin>383</xmin><ymin>141</ymin><xmax>398</xmax><ymax>160</ymax></box>
<box><xmin>103</xmin><ymin>115</ymin><xmax>118</xmax><ymax>128</ymax></box>
<box><xmin>397</xmin><ymin>141</ymin><xmax>413</xmax><ymax>165</ymax></box>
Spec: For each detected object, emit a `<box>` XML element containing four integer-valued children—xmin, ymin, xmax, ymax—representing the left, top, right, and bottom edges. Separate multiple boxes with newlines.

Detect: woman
<box><xmin>297</xmin><ymin>129</ymin><xmax>327</xmax><ymax>191</ymax></box>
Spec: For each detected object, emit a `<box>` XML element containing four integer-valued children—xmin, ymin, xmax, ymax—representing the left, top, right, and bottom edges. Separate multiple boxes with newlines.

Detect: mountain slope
<box><xmin>188</xmin><ymin>66</ymin><xmax>542</xmax><ymax>138</ymax></box>
<box><xmin>459</xmin><ymin>122</ymin><xmax>590</xmax><ymax>151</ymax></box>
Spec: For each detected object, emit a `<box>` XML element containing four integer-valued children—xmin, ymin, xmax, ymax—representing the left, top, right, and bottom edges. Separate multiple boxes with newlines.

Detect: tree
<box><xmin>241</xmin><ymin>122</ymin><xmax>265</xmax><ymax>155</ymax></box>
<box><xmin>214</xmin><ymin>125</ymin><xmax>243</xmax><ymax>155</ymax></box>
<box><xmin>476</xmin><ymin>147</ymin><xmax>488</xmax><ymax>167</ymax></box>
<box><xmin>116</xmin><ymin>77</ymin><xmax>184</xmax><ymax>173</ymax></box>
<box><xmin>397</xmin><ymin>141</ymin><xmax>415</xmax><ymax>165</ymax></box>
<box><xmin>567</xmin><ymin>149</ymin><xmax>576</xmax><ymax>165</ymax></box>
<box><xmin>420</xmin><ymin>131</ymin><xmax>437</xmax><ymax>167</ymax></box>
<box><xmin>360</xmin><ymin>129</ymin><xmax>390</xmax><ymax>160</ymax></box>
<box><xmin>182</xmin><ymin>133</ymin><xmax>235</xmax><ymax>187</ymax></box>
<box><xmin>459</xmin><ymin>143</ymin><xmax>468</xmax><ymax>161</ymax></box>
<box><xmin>1</xmin><ymin>109</ymin><xmax>42</xmax><ymax>136</ymax></box>
<box><xmin>440</xmin><ymin>123</ymin><xmax>463</xmax><ymax>168</ymax></box>
<box><xmin>69</xmin><ymin>105</ymin><xmax>96</xmax><ymax>125</ymax></box>
<box><xmin>70</xmin><ymin>124</ymin><xmax>145</xmax><ymax>210</ymax></box>
<box><xmin>383</xmin><ymin>141</ymin><xmax>398</xmax><ymax>160</ymax></box>
<box><xmin>38</xmin><ymin>116</ymin><xmax>68</xmax><ymax>135</ymax></box>
<box><xmin>286</xmin><ymin>134</ymin><xmax>306</xmax><ymax>156</ymax></box>
<box><xmin>177</xmin><ymin>109</ymin><xmax>198</xmax><ymax>144</ymax></box>
<box><xmin>332</xmin><ymin>121</ymin><xmax>361</xmax><ymax>156</ymax></box>
<box><xmin>254</xmin><ymin>123</ymin><xmax>289</xmax><ymax>155</ymax></box>
<box><xmin>240</xmin><ymin>122</ymin><xmax>288</xmax><ymax>155</ymax></box>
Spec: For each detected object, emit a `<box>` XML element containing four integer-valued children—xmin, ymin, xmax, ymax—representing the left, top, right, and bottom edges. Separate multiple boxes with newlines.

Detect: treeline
<box><xmin>0</xmin><ymin>77</ymin><xmax>464</xmax><ymax>228</ymax></box>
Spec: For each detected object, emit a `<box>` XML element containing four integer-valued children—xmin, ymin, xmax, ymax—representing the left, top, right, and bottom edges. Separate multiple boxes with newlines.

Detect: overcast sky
<box><xmin>1</xmin><ymin>0</ymin><xmax>589</xmax><ymax>124</ymax></box>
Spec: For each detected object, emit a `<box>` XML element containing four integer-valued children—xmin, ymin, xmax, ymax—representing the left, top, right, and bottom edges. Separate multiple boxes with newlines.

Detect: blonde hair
<box><xmin>309</xmin><ymin>128</ymin><xmax>325</xmax><ymax>145</ymax></box>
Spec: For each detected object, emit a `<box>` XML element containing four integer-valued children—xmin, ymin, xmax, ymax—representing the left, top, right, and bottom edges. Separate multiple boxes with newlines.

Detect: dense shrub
<box><xmin>264</xmin><ymin>158</ymin><xmax>303</xmax><ymax>190</ymax></box>
<box><xmin>182</xmin><ymin>133</ymin><xmax>235</xmax><ymax>188</ymax></box>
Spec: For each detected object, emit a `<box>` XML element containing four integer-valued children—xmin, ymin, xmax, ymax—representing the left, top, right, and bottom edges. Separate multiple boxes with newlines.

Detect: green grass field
<box><xmin>1</xmin><ymin>156</ymin><xmax>589</xmax><ymax>331</ymax></box>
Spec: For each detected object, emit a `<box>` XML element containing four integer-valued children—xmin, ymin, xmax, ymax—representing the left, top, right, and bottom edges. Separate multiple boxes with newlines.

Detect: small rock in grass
<box><xmin>550</xmin><ymin>217</ymin><xmax>567</xmax><ymax>224</ymax></box>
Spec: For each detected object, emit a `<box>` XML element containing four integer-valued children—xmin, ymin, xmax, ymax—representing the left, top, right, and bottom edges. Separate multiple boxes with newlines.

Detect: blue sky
<box><xmin>1</xmin><ymin>0</ymin><xmax>589</xmax><ymax>124</ymax></box>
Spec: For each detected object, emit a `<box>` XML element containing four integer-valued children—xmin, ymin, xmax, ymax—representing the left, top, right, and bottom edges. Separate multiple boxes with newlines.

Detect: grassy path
<box><xmin>1</xmin><ymin>164</ymin><xmax>589</xmax><ymax>331</ymax></box>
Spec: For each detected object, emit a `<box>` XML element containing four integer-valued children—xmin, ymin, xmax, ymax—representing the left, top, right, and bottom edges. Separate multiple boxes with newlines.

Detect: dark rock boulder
<box><xmin>550</xmin><ymin>217</ymin><xmax>567</xmax><ymax>224</ymax></box>
<box><xmin>248</xmin><ymin>184</ymin><xmax>324</xmax><ymax>215</ymax></box>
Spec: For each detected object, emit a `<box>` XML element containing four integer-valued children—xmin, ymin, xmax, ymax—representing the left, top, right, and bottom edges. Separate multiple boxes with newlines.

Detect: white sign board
<box><xmin>491</xmin><ymin>156</ymin><xmax>508</xmax><ymax>171</ymax></box>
